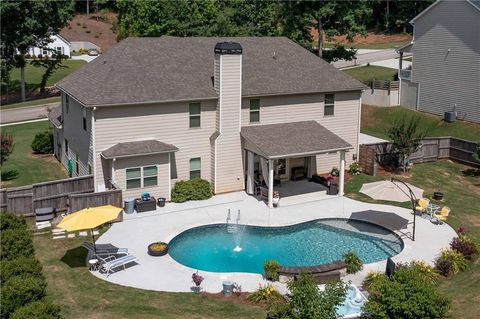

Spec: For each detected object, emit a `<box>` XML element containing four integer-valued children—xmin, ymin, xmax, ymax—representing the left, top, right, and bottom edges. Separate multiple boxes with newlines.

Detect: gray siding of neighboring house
<box><xmin>214</xmin><ymin>54</ymin><xmax>245</xmax><ymax>193</ymax></box>
<box><xmin>61</xmin><ymin>92</ymin><xmax>93</xmax><ymax>177</ymax></box>
<box><xmin>241</xmin><ymin>91</ymin><xmax>361</xmax><ymax>173</ymax></box>
<box><xmin>93</xmin><ymin>100</ymin><xmax>217</xmax><ymax>197</ymax></box>
<box><xmin>412</xmin><ymin>0</ymin><xmax>480</xmax><ymax>122</ymax></box>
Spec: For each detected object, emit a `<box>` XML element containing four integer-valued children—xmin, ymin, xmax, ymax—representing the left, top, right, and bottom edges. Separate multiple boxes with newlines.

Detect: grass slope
<box><xmin>342</xmin><ymin>65</ymin><xmax>397</xmax><ymax>82</ymax></box>
<box><xmin>1</xmin><ymin>121</ymin><xmax>67</xmax><ymax>188</ymax></box>
<box><xmin>361</xmin><ymin>105</ymin><xmax>480</xmax><ymax>141</ymax></box>
<box><xmin>346</xmin><ymin>161</ymin><xmax>480</xmax><ymax>318</ymax></box>
<box><xmin>32</xmin><ymin>233</ymin><xmax>265</xmax><ymax>319</ymax></box>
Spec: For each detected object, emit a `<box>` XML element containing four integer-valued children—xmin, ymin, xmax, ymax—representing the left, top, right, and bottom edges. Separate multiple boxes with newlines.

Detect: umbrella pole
<box><xmin>391</xmin><ymin>177</ymin><xmax>417</xmax><ymax>241</ymax></box>
<box><xmin>91</xmin><ymin>230</ymin><xmax>97</xmax><ymax>256</ymax></box>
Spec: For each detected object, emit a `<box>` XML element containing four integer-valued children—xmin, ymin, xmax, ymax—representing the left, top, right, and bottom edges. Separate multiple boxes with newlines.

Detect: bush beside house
<box><xmin>0</xmin><ymin>212</ymin><xmax>62</xmax><ymax>319</ymax></box>
<box><xmin>31</xmin><ymin>131</ymin><xmax>53</xmax><ymax>154</ymax></box>
<box><xmin>171</xmin><ymin>178</ymin><xmax>212</xmax><ymax>203</ymax></box>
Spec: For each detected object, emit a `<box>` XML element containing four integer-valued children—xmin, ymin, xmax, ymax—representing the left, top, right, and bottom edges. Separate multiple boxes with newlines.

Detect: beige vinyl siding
<box><xmin>241</xmin><ymin>91</ymin><xmax>361</xmax><ymax>173</ymax></box>
<box><xmin>113</xmin><ymin>154</ymin><xmax>170</xmax><ymax>200</ymax></box>
<box><xmin>61</xmin><ymin>92</ymin><xmax>92</xmax><ymax>177</ymax></box>
<box><xmin>94</xmin><ymin>100</ymin><xmax>216</xmax><ymax>191</ymax></box>
<box><xmin>215</xmin><ymin>54</ymin><xmax>244</xmax><ymax>193</ymax></box>
<box><xmin>412</xmin><ymin>0</ymin><xmax>480</xmax><ymax>122</ymax></box>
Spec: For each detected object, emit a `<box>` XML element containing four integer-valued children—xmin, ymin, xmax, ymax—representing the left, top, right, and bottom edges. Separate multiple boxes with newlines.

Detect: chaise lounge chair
<box><xmin>100</xmin><ymin>255</ymin><xmax>138</xmax><ymax>277</ymax></box>
<box><xmin>82</xmin><ymin>241</ymin><xmax>129</xmax><ymax>258</ymax></box>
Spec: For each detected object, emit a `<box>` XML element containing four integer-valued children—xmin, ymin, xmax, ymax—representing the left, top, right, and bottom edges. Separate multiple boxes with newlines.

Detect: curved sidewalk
<box><xmin>93</xmin><ymin>193</ymin><xmax>456</xmax><ymax>293</ymax></box>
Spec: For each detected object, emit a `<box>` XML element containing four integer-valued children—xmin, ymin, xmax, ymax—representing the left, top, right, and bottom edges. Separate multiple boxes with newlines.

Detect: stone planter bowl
<box><xmin>148</xmin><ymin>242</ymin><xmax>169</xmax><ymax>256</ymax></box>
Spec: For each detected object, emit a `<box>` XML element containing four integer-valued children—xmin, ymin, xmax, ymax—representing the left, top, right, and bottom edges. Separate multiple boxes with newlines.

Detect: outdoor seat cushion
<box><xmin>35</xmin><ymin>207</ymin><xmax>55</xmax><ymax>222</ymax></box>
<box><xmin>279</xmin><ymin>260</ymin><xmax>346</xmax><ymax>276</ymax></box>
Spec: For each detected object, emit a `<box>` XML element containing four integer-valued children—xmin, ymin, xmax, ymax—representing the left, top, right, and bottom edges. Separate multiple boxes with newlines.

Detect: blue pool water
<box><xmin>168</xmin><ymin>218</ymin><xmax>403</xmax><ymax>274</ymax></box>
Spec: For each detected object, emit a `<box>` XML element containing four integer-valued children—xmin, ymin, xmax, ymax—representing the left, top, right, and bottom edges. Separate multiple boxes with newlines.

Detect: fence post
<box><xmin>388</xmin><ymin>81</ymin><xmax>391</xmax><ymax>95</ymax></box>
<box><xmin>371</xmin><ymin>78</ymin><xmax>375</xmax><ymax>93</ymax></box>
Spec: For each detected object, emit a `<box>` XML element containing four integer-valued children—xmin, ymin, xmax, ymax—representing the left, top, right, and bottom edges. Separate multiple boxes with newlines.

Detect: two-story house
<box><xmin>50</xmin><ymin>37</ymin><xmax>366</xmax><ymax>207</ymax></box>
<box><xmin>397</xmin><ymin>0</ymin><xmax>480</xmax><ymax>123</ymax></box>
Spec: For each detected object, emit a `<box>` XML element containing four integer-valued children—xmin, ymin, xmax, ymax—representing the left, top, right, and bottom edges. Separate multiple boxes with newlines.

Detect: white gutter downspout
<box><xmin>357</xmin><ymin>90</ymin><xmax>364</xmax><ymax>162</ymax></box>
<box><xmin>91</xmin><ymin>107</ymin><xmax>97</xmax><ymax>192</ymax></box>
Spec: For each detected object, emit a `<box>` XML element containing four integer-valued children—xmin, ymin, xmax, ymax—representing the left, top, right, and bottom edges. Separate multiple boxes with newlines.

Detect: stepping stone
<box><xmin>36</xmin><ymin>223</ymin><xmax>51</xmax><ymax>230</ymax></box>
<box><xmin>52</xmin><ymin>228</ymin><xmax>65</xmax><ymax>234</ymax></box>
<box><xmin>67</xmin><ymin>233</ymin><xmax>76</xmax><ymax>238</ymax></box>
<box><xmin>92</xmin><ymin>230</ymin><xmax>99</xmax><ymax>235</ymax></box>
<box><xmin>53</xmin><ymin>235</ymin><xmax>66</xmax><ymax>240</ymax></box>
<box><xmin>78</xmin><ymin>231</ymin><xmax>88</xmax><ymax>237</ymax></box>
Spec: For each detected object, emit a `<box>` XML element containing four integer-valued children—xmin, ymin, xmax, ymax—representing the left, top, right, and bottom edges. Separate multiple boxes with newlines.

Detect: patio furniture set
<box><xmin>82</xmin><ymin>241</ymin><xmax>138</xmax><ymax>277</ymax></box>
<box><xmin>415</xmin><ymin>198</ymin><xmax>450</xmax><ymax>224</ymax></box>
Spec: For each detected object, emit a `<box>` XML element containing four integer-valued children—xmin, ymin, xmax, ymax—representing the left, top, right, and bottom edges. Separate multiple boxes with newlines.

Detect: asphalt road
<box><xmin>0</xmin><ymin>102</ymin><xmax>59</xmax><ymax>124</ymax></box>
<box><xmin>333</xmin><ymin>49</ymin><xmax>401</xmax><ymax>69</ymax></box>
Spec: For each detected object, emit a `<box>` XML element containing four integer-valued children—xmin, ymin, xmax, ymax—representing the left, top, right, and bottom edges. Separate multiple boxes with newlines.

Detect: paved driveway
<box><xmin>333</xmin><ymin>49</ymin><xmax>401</xmax><ymax>69</ymax></box>
<box><xmin>0</xmin><ymin>102</ymin><xmax>58</xmax><ymax>124</ymax></box>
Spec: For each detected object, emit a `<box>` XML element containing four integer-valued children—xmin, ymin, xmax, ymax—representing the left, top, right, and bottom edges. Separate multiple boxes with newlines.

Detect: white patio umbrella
<box><xmin>359</xmin><ymin>180</ymin><xmax>424</xmax><ymax>202</ymax></box>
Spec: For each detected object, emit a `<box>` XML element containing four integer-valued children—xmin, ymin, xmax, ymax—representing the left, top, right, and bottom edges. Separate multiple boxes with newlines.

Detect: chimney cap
<box><xmin>214</xmin><ymin>42</ymin><xmax>242</xmax><ymax>55</ymax></box>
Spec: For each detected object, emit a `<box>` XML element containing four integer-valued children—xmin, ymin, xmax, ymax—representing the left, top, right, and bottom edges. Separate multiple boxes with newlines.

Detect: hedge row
<box><xmin>171</xmin><ymin>178</ymin><xmax>213</xmax><ymax>203</ymax></box>
<box><xmin>0</xmin><ymin>213</ymin><xmax>62</xmax><ymax>319</ymax></box>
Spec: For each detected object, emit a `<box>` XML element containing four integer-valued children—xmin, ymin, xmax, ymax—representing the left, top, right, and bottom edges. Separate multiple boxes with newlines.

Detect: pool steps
<box><xmin>226</xmin><ymin>209</ymin><xmax>241</xmax><ymax>233</ymax></box>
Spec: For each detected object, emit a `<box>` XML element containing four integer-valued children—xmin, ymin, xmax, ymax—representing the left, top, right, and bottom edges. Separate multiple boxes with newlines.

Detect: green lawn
<box><xmin>1</xmin><ymin>121</ymin><xmax>67</xmax><ymax>188</ymax></box>
<box><xmin>342</xmin><ymin>65</ymin><xmax>397</xmax><ymax>82</ymax></box>
<box><xmin>1</xmin><ymin>59</ymin><xmax>86</xmax><ymax>95</ymax></box>
<box><xmin>361</xmin><ymin>105</ymin><xmax>480</xmax><ymax>141</ymax></box>
<box><xmin>32</xmin><ymin>232</ymin><xmax>265</xmax><ymax>319</ymax></box>
<box><xmin>346</xmin><ymin>161</ymin><xmax>480</xmax><ymax>318</ymax></box>
<box><xmin>0</xmin><ymin>96</ymin><xmax>61</xmax><ymax>110</ymax></box>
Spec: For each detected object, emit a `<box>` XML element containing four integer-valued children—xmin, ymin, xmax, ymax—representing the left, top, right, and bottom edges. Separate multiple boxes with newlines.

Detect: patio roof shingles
<box><xmin>240</xmin><ymin>120</ymin><xmax>352</xmax><ymax>159</ymax></box>
<box><xmin>101</xmin><ymin>140</ymin><xmax>178</xmax><ymax>159</ymax></box>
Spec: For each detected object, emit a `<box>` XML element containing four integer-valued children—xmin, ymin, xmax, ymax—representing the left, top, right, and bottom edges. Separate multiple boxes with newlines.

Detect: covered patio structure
<box><xmin>241</xmin><ymin>121</ymin><xmax>353</xmax><ymax>207</ymax></box>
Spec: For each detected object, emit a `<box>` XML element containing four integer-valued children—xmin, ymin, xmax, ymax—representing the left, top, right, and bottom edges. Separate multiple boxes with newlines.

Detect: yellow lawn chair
<box><xmin>433</xmin><ymin>206</ymin><xmax>450</xmax><ymax>224</ymax></box>
<box><xmin>415</xmin><ymin>198</ymin><xmax>430</xmax><ymax>214</ymax></box>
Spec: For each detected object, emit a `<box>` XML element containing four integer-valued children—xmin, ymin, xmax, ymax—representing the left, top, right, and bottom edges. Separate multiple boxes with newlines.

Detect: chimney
<box><xmin>212</xmin><ymin>42</ymin><xmax>244</xmax><ymax>194</ymax></box>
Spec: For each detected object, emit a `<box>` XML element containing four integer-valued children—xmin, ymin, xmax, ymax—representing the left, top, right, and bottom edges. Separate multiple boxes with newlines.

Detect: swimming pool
<box><xmin>168</xmin><ymin>218</ymin><xmax>403</xmax><ymax>274</ymax></box>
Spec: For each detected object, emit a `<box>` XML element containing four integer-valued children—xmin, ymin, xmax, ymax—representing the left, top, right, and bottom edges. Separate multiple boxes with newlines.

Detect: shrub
<box><xmin>362</xmin><ymin>271</ymin><xmax>387</xmax><ymax>291</ymax></box>
<box><xmin>364</xmin><ymin>265</ymin><xmax>450</xmax><ymax>319</ymax></box>
<box><xmin>0</xmin><ymin>228</ymin><xmax>35</xmax><ymax>261</ymax></box>
<box><xmin>31</xmin><ymin>131</ymin><xmax>53</xmax><ymax>154</ymax></box>
<box><xmin>1</xmin><ymin>131</ymin><xmax>14</xmax><ymax>165</ymax></box>
<box><xmin>330</xmin><ymin>167</ymin><xmax>339</xmax><ymax>177</ymax></box>
<box><xmin>1</xmin><ymin>212</ymin><xmax>27</xmax><ymax>231</ymax></box>
<box><xmin>348</xmin><ymin>162</ymin><xmax>362</xmax><ymax>175</ymax></box>
<box><xmin>0</xmin><ymin>257</ymin><xmax>43</xmax><ymax>284</ymax></box>
<box><xmin>450</xmin><ymin>236</ymin><xmax>478</xmax><ymax>260</ymax></box>
<box><xmin>12</xmin><ymin>300</ymin><xmax>63</xmax><ymax>319</ymax></box>
<box><xmin>398</xmin><ymin>260</ymin><xmax>440</xmax><ymax>285</ymax></box>
<box><xmin>171</xmin><ymin>178</ymin><xmax>212</xmax><ymax>203</ymax></box>
<box><xmin>85</xmin><ymin>29</ymin><xmax>91</xmax><ymax>34</ymax></box>
<box><xmin>435</xmin><ymin>258</ymin><xmax>453</xmax><ymax>277</ymax></box>
<box><xmin>0</xmin><ymin>274</ymin><xmax>47</xmax><ymax>318</ymax></box>
<box><xmin>435</xmin><ymin>249</ymin><xmax>467</xmax><ymax>276</ymax></box>
<box><xmin>263</xmin><ymin>260</ymin><xmax>280</xmax><ymax>281</ymax></box>
<box><xmin>344</xmin><ymin>251</ymin><xmax>363</xmax><ymax>274</ymax></box>
<box><xmin>247</xmin><ymin>284</ymin><xmax>283</xmax><ymax>304</ymax></box>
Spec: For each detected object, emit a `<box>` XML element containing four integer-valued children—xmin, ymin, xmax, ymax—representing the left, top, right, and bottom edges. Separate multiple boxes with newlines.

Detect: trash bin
<box><xmin>157</xmin><ymin>197</ymin><xmax>166</xmax><ymax>207</ymax></box>
<box><xmin>124</xmin><ymin>198</ymin><xmax>135</xmax><ymax>214</ymax></box>
<box><xmin>222</xmin><ymin>281</ymin><xmax>234</xmax><ymax>297</ymax></box>
<box><xmin>328</xmin><ymin>182</ymin><xmax>338</xmax><ymax>195</ymax></box>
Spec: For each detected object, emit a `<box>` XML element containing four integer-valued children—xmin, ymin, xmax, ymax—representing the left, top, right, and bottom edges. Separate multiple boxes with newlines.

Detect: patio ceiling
<box><xmin>241</xmin><ymin>121</ymin><xmax>352</xmax><ymax>159</ymax></box>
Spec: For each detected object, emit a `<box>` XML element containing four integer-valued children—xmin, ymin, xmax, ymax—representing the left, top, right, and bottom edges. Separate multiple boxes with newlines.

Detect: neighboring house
<box><xmin>51</xmin><ymin>37</ymin><xmax>365</xmax><ymax>207</ymax></box>
<box><xmin>397</xmin><ymin>0</ymin><xmax>480</xmax><ymax>123</ymax></box>
<box><xmin>28</xmin><ymin>34</ymin><xmax>71</xmax><ymax>58</ymax></box>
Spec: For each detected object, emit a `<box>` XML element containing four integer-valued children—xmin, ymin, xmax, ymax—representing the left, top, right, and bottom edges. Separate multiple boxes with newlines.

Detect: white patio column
<box><xmin>246</xmin><ymin>151</ymin><xmax>254</xmax><ymax>195</ymax></box>
<box><xmin>339</xmin><ymin>151</ymin><xmax>346</xmax><ymax>196</ymax></box>
<box><xmin>111</xmin><ymin>158</ymin><xmax>116</xmax><ymax>186</ymax></box>
<box><xmin>268</xmin><ymin>159</ymin><xmax>274</xmax><ymax>208</ymax></box>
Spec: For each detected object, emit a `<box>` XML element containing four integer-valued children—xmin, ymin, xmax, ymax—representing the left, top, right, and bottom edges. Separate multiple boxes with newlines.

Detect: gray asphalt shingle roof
<box><xmin>57</xmin><ymin>37</ymin><xmax>366</xmax><ymax>106</ymax></box>
<box><xmin>101</xmin><ymin>140</ymin><xmax>178</xmax><ymax>159</ymax></box>
<box><xmin>240</xmin><ymin>121</ymin><xmax>352</xmax><ymax>159</ymax></box>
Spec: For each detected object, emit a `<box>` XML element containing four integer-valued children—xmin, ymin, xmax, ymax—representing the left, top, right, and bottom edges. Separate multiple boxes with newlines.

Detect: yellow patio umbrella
<box><xmin>57</xmin><ymin>205</ymin><xmax>122</xmax><ymax>254</ymax></box>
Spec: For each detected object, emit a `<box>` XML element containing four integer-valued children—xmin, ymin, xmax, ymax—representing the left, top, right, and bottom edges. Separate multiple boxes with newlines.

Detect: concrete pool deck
<box><xmin>93</xmin><ymin>192</ymin><xmax>456</xmax><ymax>293</ymax></box>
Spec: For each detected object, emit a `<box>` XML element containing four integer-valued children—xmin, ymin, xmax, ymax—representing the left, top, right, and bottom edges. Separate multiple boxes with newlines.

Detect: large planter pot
<box><xmin>148</xmin><ymin>242</ymin><xmax>169</xmax><ymax>256</ymax></box>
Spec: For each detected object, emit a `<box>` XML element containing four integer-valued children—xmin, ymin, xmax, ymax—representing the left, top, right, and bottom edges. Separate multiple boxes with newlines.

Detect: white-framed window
<box><xmin>189</xmin><ymin>103</ymin><xmax>201</xmax><ymax>128</ymax></box>
<box><xmin>56</xmin><ymin>47</ymin><xmax>62</xmax><ymax>55</ymax></box>
<box><xmin>324</xmin><ymin>94</ymin><xmax>335</xmax><ymax>116</ymax></box>
<box><xmin>65</xmin><ymin>95</ymin><xmax>69</xmax><ymax>113</ymax></box>
<box><xmin>126</xmin><ymin>166</ymin><xmax>158</xmax><ymax>189</ymax></box>
<box><xmin>42</xmin><ymin>48</ymin><xmax>48</xmax><ymax>55</ymax></box>
<box><xmin>249</xmin><ymin>99</ymin><xmax>260</xmax><ymax>123</ymax></box>
<box><xmin>82</xmin><ymin>108</ymin><xmax>87</xmax><ymax>131</ymax></box>
<box><xmin>189</xmin><ymin>158</ymin><xmax>201</xmax><ymax>179</ymax></box>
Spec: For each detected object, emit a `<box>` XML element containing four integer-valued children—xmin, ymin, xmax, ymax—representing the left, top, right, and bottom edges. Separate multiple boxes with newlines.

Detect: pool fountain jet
<box><xmin>231</xmin><ymin>210</ymin><xmax>246</xmax><ymax>252</ymax></box>
<box><xmin>233</xmin><ymin>245</ymin><xmax>242</xmax><ymax>252</ymax></box>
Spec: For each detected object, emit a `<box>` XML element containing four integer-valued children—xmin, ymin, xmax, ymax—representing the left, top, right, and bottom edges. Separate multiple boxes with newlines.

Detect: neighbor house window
<box><xmin>189</xmin><ymin>103</ymin><xmax>201</xmax><ymax>128</ymax></box>
<box><xmin>189</xmin><ymin>158</ymin><xmax>201</xmax><ymax>179</ymax></box>
<box><xmin>82</xmin><ymin>108</ymin><xmax>87</xmax><ymax>131</ymax></box>
<box><xmin>126</xmin><ymin>166</ymin><xmax>158</xmax><ymax>189</ymax></box>
<box><xmin>126</xmin><ymin>168</ymin><xmax>141</xmax><ymax>189</ymax></box>
<box><xmin>88</xmin><ymin>164</ymin><xmax>92</xmax><ymax>175</ymax></box>
<box><xmin>143</xmin><ymin>166</ymin><xmax>158</xmax><ymax>187</ymax></box>
<box><xmin>64</xmin><ymin>139</ymin><xmax>69</xmax><ymax>156</ymax></box>
<box><xmin>249</xmin><ymin>99</ymin><xmax>260</xmax><ymax>123</ymax></box>
<box><xmin>65</xmin><ymin>95</ymin><xmax>69</xmax><ymax>113</ymax></box>
<box><xmin>324</xmin><ymin>94</ymin><xmax>335</xmax><ymax>116</ymax></box>
<box><xmin>56</xmin><ymin>47</ymin><xmax>62</xmax><ymax>55</ymax></box>
<box><xmin>75</xmin><ymin>153</ymin><xmax>79</xmax><ymax>175</ymax></box>
<box><xmin>42</xmin><ymin>48</ymin><xmax>48</xmax><ymax>55</ymax></box>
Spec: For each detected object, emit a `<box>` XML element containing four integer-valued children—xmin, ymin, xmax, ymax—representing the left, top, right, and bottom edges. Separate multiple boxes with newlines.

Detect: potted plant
<box><xmin>147</xmin><ymin>242</ymin><xmax>169</xmax><ymax>256</ymax></box>
<box><xmin>192</xmin><ymin>271</ymin><xmax>204</xmax><ymax>292</ymax></box>
<box><xmin>344</xmin><ymin>251</ymin><xmax>363</xmax><ymax>274</ymax></box>
<box><xmin>264</xmin><ymin>260</ymin><xmax>280</xmax><ymax>281</ymax></box>
<box><xmin>272</xmin><ymin>191</ymin><xmax>280</xmax><ymax>207</ymax></box>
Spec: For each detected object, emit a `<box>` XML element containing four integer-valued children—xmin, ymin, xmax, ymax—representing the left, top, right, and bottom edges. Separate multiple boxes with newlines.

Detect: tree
<box><xmin>0</xmin><ymin>0</ymin><xmax>74</xmax><ymax>101</ymax></box>
<box><xmin>1</xmin><ymin>132</ymin><xmax>14</xmax><ymax>165</ymax></box>
<box><xmin>388</xmin><ymin>116</ymin><xmax>427</xmax><ymax>172</ymax></box>
<box><xmin>269</xmin><ymin>273</ymin><xmax>347</xmax><ymax>319</ymax></box>
<box><xmin>30</xmin><ymin>53</ymin><xmax>68</xmax><ymax>93</ymax></box>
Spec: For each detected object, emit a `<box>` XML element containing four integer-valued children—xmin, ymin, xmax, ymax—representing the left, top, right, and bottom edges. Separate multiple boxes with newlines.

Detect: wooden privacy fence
<box><xmin>359</xmin><ymin>136</ymin><xmax>480</xmax><ymax>175</ymax></box>
<box><xmin>363</xmin><ymin>79</ymin><xmax>399</xmax><ymax>94</ymax></box>
<box><xmin>1</xmin><ymin>175</ymin><xmax>123</xmax><ymax>216</ymax></box>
